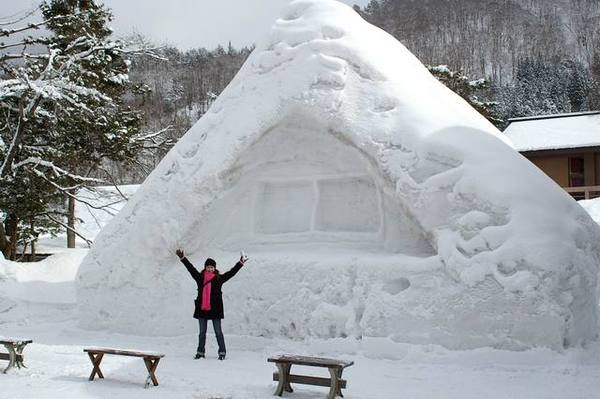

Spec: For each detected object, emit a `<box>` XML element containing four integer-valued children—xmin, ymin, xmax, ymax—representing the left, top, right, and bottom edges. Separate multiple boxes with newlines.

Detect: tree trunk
<box><xmin>0</xmin><ymin>220</ymin><xmax>9</xmax><ymax>259</ymax></box>
<box><xmin>7</xmin><ymin>215</ymin><xmax>18</xmax><ymax>260</ymax></box>
<box><xmin>19</xmin><ymin>242</ymin><xmax>28</xmax><ymax>261</ymax></box>
<box><xmin>30</xmin><ymin>219</ymin><xmax>36</xmax><ymax>261</ymax></box>
<box><xmin>67</xmin><ymin>192</ymin><xmax>76</xmax><ymax>248</ymax></box>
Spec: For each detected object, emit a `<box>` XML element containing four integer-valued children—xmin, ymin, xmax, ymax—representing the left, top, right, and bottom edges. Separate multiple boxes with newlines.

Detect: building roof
<box><xmin>503</xmin><ymin>111</ymin><xmax>600</xmax><ymax>152</ymax></box>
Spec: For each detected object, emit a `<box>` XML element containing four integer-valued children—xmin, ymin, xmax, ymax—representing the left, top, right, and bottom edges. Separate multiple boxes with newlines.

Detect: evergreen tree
<box><xmin>495</xmin><ymin>57</ymin><xmax>592</xmax><ymax>125</ymax></box>
<box><xmin>428</xmin><ymin>65</ymin><xmax>502</xmax><ymax>127</ymax></box>
<box><xmin>41</xmin><ymin>0</ymin><xmax>144</xmax><ymax>247</ymax></box>
<box><xmin>592</xmin><ymin>53</ymin><xmax>600</xmax><ymax>78</ymax></box>
<box><xmin>0</xmin><ymin>0</ymin><xmax>150</xmax><ymax>257</ymax></box>
<box><xmin>588</xmin><ymin>53</ymin><xmax>600</xmax><ymax>110</ymax></box>
<box><xmin>564</xmin><ymin>60</ymin><xmax>589</xmax><ymax>112</ymax></box>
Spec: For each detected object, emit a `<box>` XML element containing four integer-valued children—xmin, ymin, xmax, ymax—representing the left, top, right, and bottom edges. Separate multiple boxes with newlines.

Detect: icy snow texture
<box><xmin>77</xmin><ymin>0</ymin><xmax>600</xmax><ymax>349</ymax></box>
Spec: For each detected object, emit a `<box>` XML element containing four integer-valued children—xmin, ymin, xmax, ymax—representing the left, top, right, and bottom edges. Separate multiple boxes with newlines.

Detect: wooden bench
<box><xmin>268</xmin><ymin>354</ymin><xmax>354</xmax><ymax>399</ymax></box>
<box><xmin>0</xmin><ymin>339</ymin><xmax>33</xmax><ymax>373</ymax></box>
<box><xmin>83</xmin><ymin>347</ymin><xmax>165</xmax><ymax>388</ymax></box>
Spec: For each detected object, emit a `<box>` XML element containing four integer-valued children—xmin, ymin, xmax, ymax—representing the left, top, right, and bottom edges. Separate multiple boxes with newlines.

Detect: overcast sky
<box><xmin>2</xmin><ymin>0</ymin><xmax>370</xmax><ymax>50</ymax></box>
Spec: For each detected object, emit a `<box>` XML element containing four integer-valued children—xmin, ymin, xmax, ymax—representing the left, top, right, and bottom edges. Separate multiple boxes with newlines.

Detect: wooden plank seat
<box><xmin>0</xmin><ymin>338</ymin><xmax>33</xmax><ymax>374</ymax></box>
<box><xmin>268</xmin><ymin>354</ymin><xmax>354</xmax><ymax>399</ymax></box>
<box><xmin>273</xmin><ymin>372</ymin><xmax>347</xmax><ymax>388</ymax></box>
<box><xmin>83</xmin><ymin>347</ymin><xmax>165</xmax><ymax>388</ymax></box>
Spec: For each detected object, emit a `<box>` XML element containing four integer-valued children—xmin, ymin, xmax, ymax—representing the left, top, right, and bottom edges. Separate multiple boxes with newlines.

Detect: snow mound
<box><xmin>0</xmin><ymin>250</ymin><xmax>86</xmax><ymax>305</ymax></box>
<box><xmin>579</xmin><ymin>198</ymin><xmax>600</xmax><ymax>225</ymax></box>
<box><xmin>77</xmin><ymin>0</ymin><xmax>600</xmax><ymax>349</ymax></box>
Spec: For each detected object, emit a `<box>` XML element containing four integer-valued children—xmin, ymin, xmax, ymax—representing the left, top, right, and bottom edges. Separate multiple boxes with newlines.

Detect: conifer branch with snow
<box><xmin>0</xmin><ymin>0</ymin><xmax>164</xmax><ymax>258</ymax></box>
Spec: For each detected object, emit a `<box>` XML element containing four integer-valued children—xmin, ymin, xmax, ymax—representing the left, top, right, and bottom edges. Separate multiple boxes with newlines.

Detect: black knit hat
<box><xmin>204</xmin><ymin>258</ymin><xmax>216</xmax><ymax>267</ymax></box>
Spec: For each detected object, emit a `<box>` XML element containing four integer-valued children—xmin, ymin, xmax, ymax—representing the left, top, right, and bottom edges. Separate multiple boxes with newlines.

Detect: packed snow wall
<box><xmin>77</xmin><ymin>0</ymin><xmax>600</xmax><ymax>349</ymax></box>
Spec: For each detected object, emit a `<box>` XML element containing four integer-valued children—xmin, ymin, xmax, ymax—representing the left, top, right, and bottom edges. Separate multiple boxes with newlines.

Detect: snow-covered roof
<box><xmin>503</xmin><ymin>111</ymin><xmax>600</xmax><ymax>152</ymax></box>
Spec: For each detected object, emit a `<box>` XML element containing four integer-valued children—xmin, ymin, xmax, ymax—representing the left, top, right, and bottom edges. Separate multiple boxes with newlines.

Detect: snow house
<box><xmin>77</xmin><ymin>0</ymin><xmax>600</xmax><ymax>350</ymax></box>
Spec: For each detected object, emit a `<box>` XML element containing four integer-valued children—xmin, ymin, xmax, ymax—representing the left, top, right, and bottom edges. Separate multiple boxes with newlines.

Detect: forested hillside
<box><xmin>121</xmin><ymin>45</ymin><xmax>252</xmax><ymax>177</ymax></box>
<box><xmin>356</xmin><ymin>0</ymin><xmax>600</xmax><ymax>82</ymax></box>
<box><xmin>355</xmin><ymin>0</ymin><xmax>600</xmax><ymax>123</ymax></box>
<box><xmin>129</xmin><ymin>0</ymin><xmax>600</xmax><ymax>155</ymax></box>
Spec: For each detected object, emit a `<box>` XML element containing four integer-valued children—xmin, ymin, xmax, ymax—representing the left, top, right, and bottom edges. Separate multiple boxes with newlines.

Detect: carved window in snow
<box><xmin>255</xmin><ymin>181</ymin><xmax>315</xmax><ymax>234</ymax></box>
<box><xmin>315</xmin><ymin>177</ymin><xmax>380</xmax><ymax>232</ymax></box>
<box><xmin>254</xmin><ymin>176</ymin><xmax>381</xmax><ymax>235</ymax></box>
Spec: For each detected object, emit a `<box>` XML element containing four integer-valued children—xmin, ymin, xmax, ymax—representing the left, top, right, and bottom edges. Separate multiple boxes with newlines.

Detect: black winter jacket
<box><xmin>180</xmin><ymin>257</ymin><xmax>243</xmax><ymax>319</ymax></box>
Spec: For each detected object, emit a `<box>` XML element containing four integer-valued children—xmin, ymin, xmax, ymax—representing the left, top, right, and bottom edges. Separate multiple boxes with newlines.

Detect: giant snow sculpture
<box><xmin>77</xmin><ymin>0</ymin><xmax>600</xmax><ymax>349</ymax></box>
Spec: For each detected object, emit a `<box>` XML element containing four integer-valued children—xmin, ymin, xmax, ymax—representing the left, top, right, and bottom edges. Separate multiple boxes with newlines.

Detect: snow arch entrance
<box><xmin>197</xmin><ymin>118</ymin><xmax>434</xmax><ymax>256</ymax></box>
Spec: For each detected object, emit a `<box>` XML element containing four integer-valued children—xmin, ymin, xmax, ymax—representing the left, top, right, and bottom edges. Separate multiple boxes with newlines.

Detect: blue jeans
<box><xmin>197</xmin><ymin>318</ymin><xmax>226</xmax><ymax>356</ymax></box>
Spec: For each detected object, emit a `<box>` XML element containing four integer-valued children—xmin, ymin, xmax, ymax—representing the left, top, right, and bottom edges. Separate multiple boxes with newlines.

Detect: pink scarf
<box><xmin>201</xmin><ymin>271</ymin><xmax>215</xmax><ymax>311</ymax></box>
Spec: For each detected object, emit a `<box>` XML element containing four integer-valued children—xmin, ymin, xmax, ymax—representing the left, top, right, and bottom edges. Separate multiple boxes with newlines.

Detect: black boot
<box><xmin>195</xmin><ymin>353</ymin><xmax>205</xmax><ymax>359</ymax></box>
<box><xmin>218</xmin><ymin>354</ymin><xmax>225</xmax><ymax>360</ymax></box>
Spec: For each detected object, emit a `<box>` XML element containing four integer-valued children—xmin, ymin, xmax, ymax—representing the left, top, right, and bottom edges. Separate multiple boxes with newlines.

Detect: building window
<box><xmin>569</xmin><ymin>157</ymin><xmax>585</xmax><ymax>187</ymax></box>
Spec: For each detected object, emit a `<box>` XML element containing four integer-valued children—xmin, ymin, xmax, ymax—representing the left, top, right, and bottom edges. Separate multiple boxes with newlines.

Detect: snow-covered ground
<box><xmin>2</xmin><ymin>177</ymin><xmax>600</xmax><ymax>398</ymax></box>
<box><xmin>5</xmin><ymin>186</ymin><xmax>599</xmax><ymax>398</ymax></box>
<box><xmin>1</xmin><ymin>251</ymin><xmax>600</xmax><ymax>398</ymax></box>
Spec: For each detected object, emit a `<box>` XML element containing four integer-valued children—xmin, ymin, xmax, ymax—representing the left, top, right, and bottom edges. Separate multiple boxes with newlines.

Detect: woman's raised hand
<box><xmin>176</xmin><ymin>249</ymin><xmax>184</xmax><ymax>259</ymax></box>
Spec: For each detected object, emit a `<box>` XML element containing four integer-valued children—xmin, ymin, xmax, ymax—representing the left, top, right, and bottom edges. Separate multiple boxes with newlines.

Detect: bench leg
<box><xmin>14</xmin><ymin>343</ymin><xmax>28</xmax><ymax>369</ymax></box>
<box><xmin>2</xmin><ymin>344</ymin><xmax>16</xmax><ymax>374</ymax></box>
<box><xmin>283</xmin><ymin>364</ymin><xmax>293</xmax><ymax>393</ymax></box>
<box><xmin>327</xmin><ymin>367</ymin><xmax>343</xmax><ymax>399</ymax></box>
<box><xmin>87</xmin><ymin>352</ymin><xmax>104</xmax><ymax>381</ymax></box>
<box><xmin>143</xmin><ymin>357</ymin><xmax>161</xmax><ymax>387</ymax></box>
<box><xmin>274</xmin><ymin>363</ymin><xmax>285</xmax><ymax>396</ymax></box>
<box><xmin>337</xmin><ymin>368</ymin><xmax>345</xmax><ymax>397</ymax></box>
<box><xmin>274</xmin><ymin>363</ymin><xmax>293</xmax><ymax>396</ymax></box>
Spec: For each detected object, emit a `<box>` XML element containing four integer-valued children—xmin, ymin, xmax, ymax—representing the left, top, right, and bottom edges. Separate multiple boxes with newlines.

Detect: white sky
<box><xmin>1</xmin><ymin>0</ymin><xmax>371</xmax><ymax>50</ymax></box>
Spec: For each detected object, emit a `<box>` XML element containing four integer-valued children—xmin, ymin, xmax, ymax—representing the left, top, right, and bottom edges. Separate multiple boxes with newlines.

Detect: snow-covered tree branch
<box><xmin>0</xmin><ymin>0</ymin><xmax>164</xmax><ymax>258</ymax></box>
